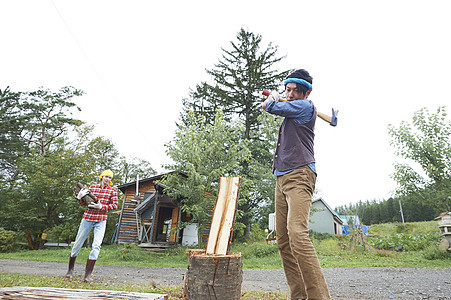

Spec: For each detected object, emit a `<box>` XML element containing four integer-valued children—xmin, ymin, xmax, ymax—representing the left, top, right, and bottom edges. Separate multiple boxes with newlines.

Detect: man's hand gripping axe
<box><xmin>262</xmin><ymin>89</ymin><xmax>338</xmax><ymax>126</ymax></box>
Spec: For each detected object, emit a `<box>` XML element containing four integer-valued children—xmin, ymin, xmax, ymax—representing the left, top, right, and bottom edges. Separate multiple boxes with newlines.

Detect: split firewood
<box><xmin>73</xmin><ymin>182</ymin><xmax>98</xmax><ymax>205</ymax></box>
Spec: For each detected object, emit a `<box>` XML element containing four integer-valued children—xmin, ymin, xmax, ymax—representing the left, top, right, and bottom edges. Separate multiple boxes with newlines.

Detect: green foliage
<box><xmin>181</xmin><ymin>28</ymin><xmax>289</xmax><ymax>132</ymax></box>
<box><xmin>309</xmin><ymin>230</ymin><xmax>336</xmax><ymax>242</ymax></box>
<box><xmin>388</xmin><ymin>106</ymin><xmax>451</xmax><ymax>212</ymax></box>
<box><xmin>0</xmin><ymin>85</ymin><xmax>155</xmax><ymax>249</ymax></box>
<box><xmin>179</xmin><ymin>29</ymin><xmax>289</xmax><ymax>238</ymax></box>
<box><xmin>234</xmin><ymin>242</ymin><xmax>279</xmax><ymax>259</ymax></box>
<box><xmin>161</xmin><ymin>110</ymin><xmax>251</xmax><ymax>245</ymax></box>
<box><xmin>0</xmin><ymin>228</ymin><xmax>20</xmax><ymax>252</ymax></box>
<box><xmin>422</xmin><ymin>244</ymin><xmax>451</xmax><ymax>260</ymax></box>
<box><xmin>47</xmin><ymin>223</ymin><xmax>79</xmax><ymax>244</ymax></box>
<box><xmin>0</xmin><ymin>87</ymin><xmax>28</xmax><ymax>180</ymax></box>
<box><xmin>20</xmin><ymin>86</ymin><xmax>84</xmax><ymax>156</ymax></box>
<box><xmin>369</xmin><ymin>220</ymin><xmax>438</xmax><ymax>236</ymax></box>
<box><xmin>371</xmin><ymin>232</ymin><xmax>441</xmax><ymax>252</ymax></box>
<box><xmin>337</xmin><ymin>197</ymin><xmax>438</xmax><ymax>225</ymax></box>
<box><xmin>315</xmin><ymin>238</ymin><xmax>342</xmax><ymax>256</ymax></box>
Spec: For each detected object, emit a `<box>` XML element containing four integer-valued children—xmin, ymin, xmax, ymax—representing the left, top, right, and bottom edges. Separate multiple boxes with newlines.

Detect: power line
<box><xmin>49</xmin><ymin>0</ymin><xmax>164</xmax><ymax>162</ymax></box>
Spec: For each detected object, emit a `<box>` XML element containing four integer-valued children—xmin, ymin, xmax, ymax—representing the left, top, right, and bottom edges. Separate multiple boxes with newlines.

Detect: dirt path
<box><xmin>1</xmin><ymin>259</ymin><xmax>450</xmax><ymax>299</ymax></box>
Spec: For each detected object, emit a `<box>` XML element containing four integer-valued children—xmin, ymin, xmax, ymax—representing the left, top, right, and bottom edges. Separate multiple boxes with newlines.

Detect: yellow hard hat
<box><xmin>99</xmin><ymin>169</ymin><xmax>114</xmax><ymax>180</ymax></box>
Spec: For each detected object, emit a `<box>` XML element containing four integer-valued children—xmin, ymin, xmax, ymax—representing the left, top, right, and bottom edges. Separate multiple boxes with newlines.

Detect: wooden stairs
<box><xmin>116</xmin><ymin>196</ymin><xmax>142</xmax><ymax>244</ymax></box>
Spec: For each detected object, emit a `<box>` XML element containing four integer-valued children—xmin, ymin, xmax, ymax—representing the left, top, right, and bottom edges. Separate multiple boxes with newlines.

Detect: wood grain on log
<box><xmin>73</xmin><ymin>182</ymin><xmax>98</xmax><ymax>205</ymax></box>
<box><xmin>184</xmin><ymin>251</ymin><xmax>242</xmax><ymax>300</ymax></box>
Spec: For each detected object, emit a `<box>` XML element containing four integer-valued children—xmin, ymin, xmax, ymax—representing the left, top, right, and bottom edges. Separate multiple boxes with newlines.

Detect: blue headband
<box><xmin>284</xmin><ymin>78</ymin><xmax>313</xmax><ymax>91</ymax></box>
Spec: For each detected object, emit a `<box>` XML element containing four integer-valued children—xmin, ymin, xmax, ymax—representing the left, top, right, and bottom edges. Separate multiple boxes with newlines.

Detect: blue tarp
<box><xmin>342</xmin><ymin>224</ymin><xmax>369</xmax><ymax>235</ymax></box>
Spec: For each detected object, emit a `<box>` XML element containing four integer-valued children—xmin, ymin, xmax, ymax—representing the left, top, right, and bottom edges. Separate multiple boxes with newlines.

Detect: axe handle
<box><xmin>317</xmin><ymin>112</ymin><xmax>332</xmax><ymax>123</ymax></box>
<box><xmin>262</xmin><ymin>89</ymin><xmax>333</xmax><ymax>124</ymax></box>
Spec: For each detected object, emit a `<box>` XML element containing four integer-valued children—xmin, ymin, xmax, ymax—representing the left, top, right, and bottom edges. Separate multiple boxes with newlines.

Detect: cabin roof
<box><xmin>312</xmin><ymin>197</ymin><xmax>343</xmax><ymax>224</ymax></box>
<box><xmin>117</xmin><ymin>172</ymin><xmax>176</xmax><ymax>193</ymax></box>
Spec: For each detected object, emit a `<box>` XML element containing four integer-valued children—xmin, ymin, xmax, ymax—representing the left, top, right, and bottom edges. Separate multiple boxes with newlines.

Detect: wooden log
<box><xmin>206</xmin><ymin>177</ymin><xmax>241</xmax><ymax>255</ymax></box>
<box><xmin>184</xmin><ymin>250</ymin><xmax>242</xmax><ymax>300</ymax></box>
<box><xmin>0</xmin><ymin>286</ymin><xmax>167</xmax><ymax>299</ymax></box>
<box><xmin>73</xmin><ymin>182</ymin><xmax>98</xmax><ymax>205</ymax></box>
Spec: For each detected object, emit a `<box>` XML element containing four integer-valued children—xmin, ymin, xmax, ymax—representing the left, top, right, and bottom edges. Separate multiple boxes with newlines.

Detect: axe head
<box><xmin>330</xmin><ymin>108</ymin><xmax>338</xmax><ymax>126</ymax></box>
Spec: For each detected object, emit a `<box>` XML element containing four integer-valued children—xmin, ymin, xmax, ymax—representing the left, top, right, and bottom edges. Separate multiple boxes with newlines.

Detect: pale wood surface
<box><xmin>206</xmin><ymin>177</ymin><xmax>241</xmax><ymax>255</ymax></box>
<box><xmin>0</xmin><ymin>286</ymin><xmax>167</xmax><ymax>300</ymax></box>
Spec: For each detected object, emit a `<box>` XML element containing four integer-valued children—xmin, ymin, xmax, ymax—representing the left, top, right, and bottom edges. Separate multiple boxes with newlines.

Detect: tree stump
<box><xmin>184</xmin><ymin>249</ymin><xmax>242</xmax><ymax>300</ymax></box>
<box><xmin>183</xmin><ymin>177</ymin><xmax>243</xmax><ymax>300</ymax></box>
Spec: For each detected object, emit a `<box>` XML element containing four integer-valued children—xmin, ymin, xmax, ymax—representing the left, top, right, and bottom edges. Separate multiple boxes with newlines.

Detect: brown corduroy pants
<box><xmin>275</xmin><ymin>166</ymin><xmax>331</xmax><ymax>300</ymax></box>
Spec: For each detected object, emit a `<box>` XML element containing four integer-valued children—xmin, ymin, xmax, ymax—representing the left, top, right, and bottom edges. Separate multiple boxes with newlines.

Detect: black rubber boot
<box><xmin>65</xmin><ymin>256</ymin><xmax>76</xmax><ymax>278</ymax></box>
<box><xmin>83</xmin><ymin>259</ymin><xmax>96</xmax><ymax>282</ymax></box>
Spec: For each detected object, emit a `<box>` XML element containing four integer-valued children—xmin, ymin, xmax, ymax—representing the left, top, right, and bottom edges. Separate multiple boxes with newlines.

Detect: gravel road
<box><xmin>1</xmin><ymin>259</ymin><xmax>450</xmax><ymax>299</ymax></box>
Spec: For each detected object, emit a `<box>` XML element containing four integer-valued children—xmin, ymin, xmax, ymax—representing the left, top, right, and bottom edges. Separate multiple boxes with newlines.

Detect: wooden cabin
<box><xmin>116</xmin><ymin>173</ymin><xmax>209</xmax><ymax>248</ymax></box>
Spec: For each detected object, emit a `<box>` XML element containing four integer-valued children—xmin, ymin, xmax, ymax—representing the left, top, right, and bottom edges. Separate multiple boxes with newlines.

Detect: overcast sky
<box><xmin>1</xmin><ymin>0</ymin><xmax>450</xmax><ymax>209</ymax></box>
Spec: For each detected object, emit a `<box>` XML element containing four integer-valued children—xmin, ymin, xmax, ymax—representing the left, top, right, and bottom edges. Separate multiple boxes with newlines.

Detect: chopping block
<box><xmin>183</xmin><ymin>177</ymin><xmax>242</xmax><ymax>300</ymax></box>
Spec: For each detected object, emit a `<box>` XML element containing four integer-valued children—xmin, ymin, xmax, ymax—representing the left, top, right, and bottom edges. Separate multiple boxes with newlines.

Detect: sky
<box><xmin>1</xmin><ymin>0</ymin><xmax>450</xmax><ymax>209</ymax></box>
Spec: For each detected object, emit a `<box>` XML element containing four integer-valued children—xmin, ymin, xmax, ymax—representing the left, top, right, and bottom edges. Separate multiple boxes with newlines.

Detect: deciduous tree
<box><xmin>388</xmin><ymin>106</ymin><xmax>450</xmax><ymax>213</ymax></box>
<box><xmin>161</xmin><ymin>110</ymin><xmax>250</xmax><ymax>245</ymax></box>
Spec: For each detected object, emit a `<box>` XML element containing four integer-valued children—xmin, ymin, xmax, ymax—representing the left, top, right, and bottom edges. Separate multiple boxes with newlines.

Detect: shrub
<box><xmin>309</xmin><ymin>230</ymin><xmax>336</xmax><ymax>241</ymax></box>
<box><xmin>249</xmin><ymin>224</ymin><xmax>267</xmax><ymax>243</ymax></box>
<box><xmin>422</xmin><ymin>244</ymin><xmax>451</xmax><ymax>260</ymax></box>
<box><xmin>371</xmin><ymin>232</ymin><xmax>441</xmax><ymax>252</ymax></box>
<box><xmin>239</xmin><ymin>242</ymin><xmax>279</xmax><ymax>259</ymax></box>
<box><xmin>0</xmin><ymin>228</ymin><xmax>19</xmax><ymax>252</ymax></box>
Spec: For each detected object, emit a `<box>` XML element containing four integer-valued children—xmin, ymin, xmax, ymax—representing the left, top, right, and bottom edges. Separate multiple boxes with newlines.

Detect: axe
<box><xmin>262</xmin><ymin>89</ymin><xmax>338</xmax><ymax>126</ymax></box>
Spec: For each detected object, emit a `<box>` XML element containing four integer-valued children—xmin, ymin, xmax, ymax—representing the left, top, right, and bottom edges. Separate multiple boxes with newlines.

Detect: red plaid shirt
<box><xmin>81</xmin><ymin>183</ymin><xmax>119</xmax><ymax>222</ymax></box>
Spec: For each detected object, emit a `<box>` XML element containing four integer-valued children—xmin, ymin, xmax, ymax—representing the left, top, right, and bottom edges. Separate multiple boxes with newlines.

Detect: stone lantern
<box><xmin>436</xmin><ymin>212</ymin><xmax>451</xmax><ymax>251</ymax></box>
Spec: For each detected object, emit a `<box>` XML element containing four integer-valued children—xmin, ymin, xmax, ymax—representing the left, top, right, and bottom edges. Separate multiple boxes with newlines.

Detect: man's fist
<box><xmin>88</xmin><ymin>201</ymin><xmax>102</xmax><ymax>210</ymax></box>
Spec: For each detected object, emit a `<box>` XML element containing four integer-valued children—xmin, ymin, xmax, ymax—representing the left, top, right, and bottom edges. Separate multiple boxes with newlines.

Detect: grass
<box><xmin>1</xmin><ymin>220</ymin><xmax>450</xmax><ymax>299</ymax></box>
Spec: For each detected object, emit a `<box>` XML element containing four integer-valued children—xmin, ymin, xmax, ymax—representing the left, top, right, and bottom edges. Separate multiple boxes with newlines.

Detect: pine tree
<box><xmin>180</xmin><ymin>28</ymin><xmax>290</xmax><ymax>239</ymax></box>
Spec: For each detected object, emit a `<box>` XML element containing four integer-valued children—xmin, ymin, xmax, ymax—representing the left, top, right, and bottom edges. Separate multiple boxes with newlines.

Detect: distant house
<box><xmin>115</xmin><ymin>172</ymin><xmax>209</xmax><ymax>248</ymax></box>
<box><xmin>309</xmin><ymin>198</ymin><xmax>343</xmax><ymax>235</ymax></box>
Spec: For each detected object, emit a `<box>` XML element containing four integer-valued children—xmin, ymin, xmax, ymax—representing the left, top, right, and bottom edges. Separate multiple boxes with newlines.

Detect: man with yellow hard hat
<box><xmin>65</xmin><ymin>170</ymin><xmax>118</xmax><ymax>282</ymax></box>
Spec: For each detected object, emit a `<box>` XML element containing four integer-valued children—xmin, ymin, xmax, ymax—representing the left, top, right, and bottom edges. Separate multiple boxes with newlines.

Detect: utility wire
<box><xmin>49</xmin><ymin>0</ymin><xmax>164</xmax><ymax>162</ymax></box>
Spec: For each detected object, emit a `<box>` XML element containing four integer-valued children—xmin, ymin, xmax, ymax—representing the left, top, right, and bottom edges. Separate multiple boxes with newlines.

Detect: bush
<box><xmin>422</xmin><ymin>244</ymin><xmax>451</xmax><ymax>260</ymax></box>
<box><xmin>0</xmin><ymin>228</ymin><xmax>20</xmax><ymax>252</ymax></box>
<box><xmin>238</xmin><ymin>242</ymin><xmax>279</xmax><ymax>259</ymax></box>
<box><xmin>309</xmin><ymin>230</ymin><xmax>336</xmax><ymax>241</ymax></box>
<box><xmin>371</xmin><ymin>232</ymin><xmax>441</xmax><ymax>252</ymax></box>
<box><xmin>47</xmin><ymin>223</ymin><xmax>78</xmax><ymax>244</ymax></box>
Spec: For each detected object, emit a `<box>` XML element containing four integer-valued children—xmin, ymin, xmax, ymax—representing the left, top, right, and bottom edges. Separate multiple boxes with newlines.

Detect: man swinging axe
<box><xmin>261</xmin><ymin>69</ymin><xmax>332</xmax><ymax>299</ymax></box>
<box><xmin>65</xmin><ymin>170</ymin><xmax>118</xmax><ymax>282</ymax></box>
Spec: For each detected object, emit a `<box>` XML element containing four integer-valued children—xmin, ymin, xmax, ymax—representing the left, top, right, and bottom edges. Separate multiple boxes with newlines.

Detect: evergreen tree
<box><xmin>180</xmin><ymin>28</ymin><xmax>289</xmax><ymax>239</ymax></box>
<box><xmin>0</xmin><ymin>87</ymin><xmax>28</xmax><ymax>180</ymax></box>
<box><xmin>20</xmin><ymin>86</ymin><xmax>84</xmax><ymax>157</ymax></box>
